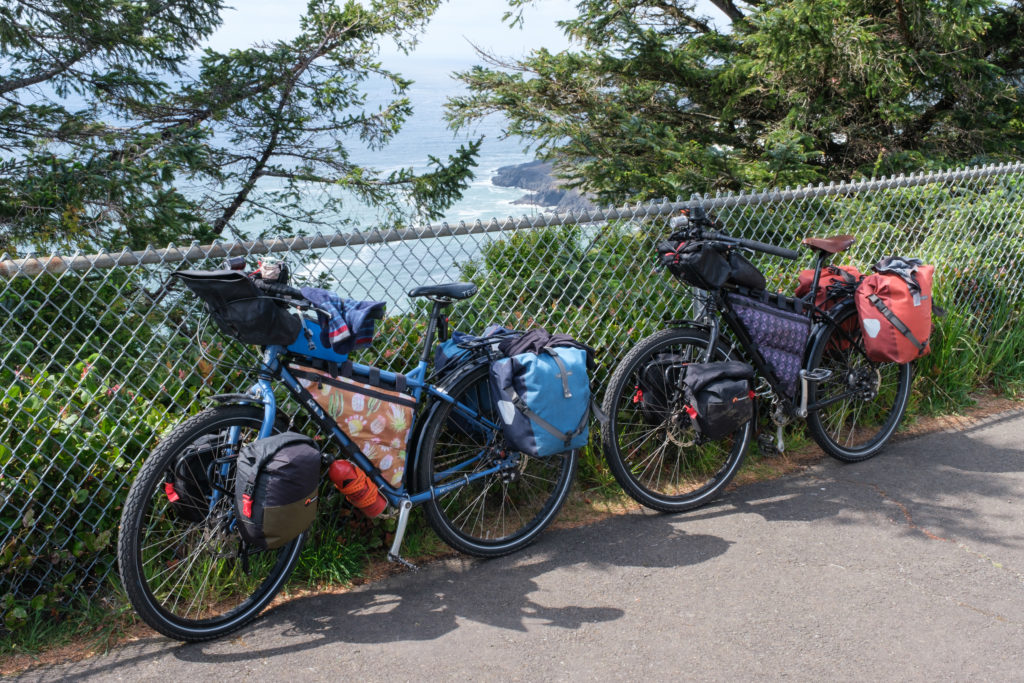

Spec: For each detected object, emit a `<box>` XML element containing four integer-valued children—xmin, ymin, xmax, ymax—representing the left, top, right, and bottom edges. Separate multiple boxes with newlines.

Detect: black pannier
<box><xmin>658</xmin><ymin>241</ymin><xmax>766</xmax><ymax>291</ymax></box>
<box><xmin>165</xmin><ymin>434</ymin><xmax>219</xmax><ymax>523</ymax></box>
<box><xmin>635</xmin><ymin>352</ymin><xmax>687</xmax><ymax>425</ymax></box>
<box><xmin>173</xmin><ymin>270</ymin><xmax>302</xmax><ymax>347</ymax></box>
<box><xmin>635</xmin><ymin>358</ymin><xmax>754</xmax><ymax>440</ymax></box>
<box><xmin>234</xmin><ymin>432</ymin><xmax>321</xmax><ymax>551</ymax></box>
<box><xmin>681</xmin><ymin>361</ymin><xmax>755</xmax><ymax>440</ymax></box>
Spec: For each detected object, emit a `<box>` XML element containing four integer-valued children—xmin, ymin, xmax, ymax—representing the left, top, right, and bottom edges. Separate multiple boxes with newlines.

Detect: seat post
<box><xmin>809</xmin><ymin>250</ymin><xmax>829</xmax><ymax>305</ymax></box>
<box><xmin>418</xmin><ymin>299</ymin><xmax>449</xmax><ymax>365</ymax></box>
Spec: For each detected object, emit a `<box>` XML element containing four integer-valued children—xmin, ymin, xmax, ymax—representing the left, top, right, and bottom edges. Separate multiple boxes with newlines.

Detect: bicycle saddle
<box><xmin>801</xmin><ymin>235</ymin><xmax>855</xmax><ymax>253</ymax></box>
<box><xmin>407</xmin><ymin>282</ymin><xmax>478</xmax><ymax>300</ymax></box>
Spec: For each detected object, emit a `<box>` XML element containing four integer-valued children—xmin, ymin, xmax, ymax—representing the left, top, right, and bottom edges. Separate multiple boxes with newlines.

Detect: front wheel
<box><xmin>415</xmin><ymin>363</ymin><xmax>577</xmax><ymax>558</ymax></box>
<box><xmin>805</xmin><ymin>305</ymin><xmax>913</xmax><ymax>462</ymax></box>
<box><xmin>601</xmin><ymin>327</ymin><xmax>753</xmax><ymax>513</ymax></box>
<box><xmin>117</xmin><ymin>405</ymin><xmax>304</xmax><ymax>642</ymax></box>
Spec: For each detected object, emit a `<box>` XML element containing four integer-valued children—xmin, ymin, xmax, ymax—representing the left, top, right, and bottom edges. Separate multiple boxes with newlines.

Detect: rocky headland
<box><xmin>491</xmin><ymin>160</ymin><xmax>594</xmax><ymax>213</ymax></box>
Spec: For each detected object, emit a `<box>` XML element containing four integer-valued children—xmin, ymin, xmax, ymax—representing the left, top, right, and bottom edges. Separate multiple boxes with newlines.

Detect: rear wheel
<box><xmin>117</xmin><ymin>405</ymin><xmax>304</xmax><ymax>642</ymax></box>
<box><xmin>805</xmin><ymin>305</ymin><xmax>913</xmax><ymax>462</ymax></box>
<box><xmin>601</xmin><ymin>327</ymin><xmax>753</xmax><ymax>512</ymax></box>
<box><xmin>415</xmin><ymin>363</ymin><xmax>577</xmax><ymax>557</ymax></box>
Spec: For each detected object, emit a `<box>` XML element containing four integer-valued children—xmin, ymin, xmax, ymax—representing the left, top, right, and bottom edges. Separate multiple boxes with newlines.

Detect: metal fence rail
<box><xmin>2</xmin><ymin>161</ymin><xmax>1022</xmax><ymax>614</ymax></box>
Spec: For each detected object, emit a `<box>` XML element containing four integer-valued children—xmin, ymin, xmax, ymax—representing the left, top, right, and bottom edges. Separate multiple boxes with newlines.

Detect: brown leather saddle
<box><xmin>802</xmin><ymin>235</ymin><xmax>855</xmax><ymax>253</ymax></box>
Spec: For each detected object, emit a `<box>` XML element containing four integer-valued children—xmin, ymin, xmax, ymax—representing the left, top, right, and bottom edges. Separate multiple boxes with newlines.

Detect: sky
<box><xmin>203</xmin><ymin>0</ymin><xmax>580</xmax><ymax>65</ymax></box>
<box><xmin>203</xmin><ymin>1</ymin><xmax>729</xmax><ymax>67</ymax></box>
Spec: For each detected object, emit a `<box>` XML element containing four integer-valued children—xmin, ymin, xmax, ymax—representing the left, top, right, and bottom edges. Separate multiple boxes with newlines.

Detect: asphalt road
<box><xmin>17</xmin><ymin>410</ymin><xmax>1024</xmax><ymax>682</ymax></box>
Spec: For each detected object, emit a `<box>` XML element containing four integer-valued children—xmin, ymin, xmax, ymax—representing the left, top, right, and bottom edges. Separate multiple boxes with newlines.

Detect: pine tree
<box><xmin>449</xmin><ymin>0</ymin><xmax>1024</xmax><ymax>203</ymax></box>
<box><xmin>0</xmin><ymin>0</ymin><xmax>479</xmax><ymax>252</ymax></box>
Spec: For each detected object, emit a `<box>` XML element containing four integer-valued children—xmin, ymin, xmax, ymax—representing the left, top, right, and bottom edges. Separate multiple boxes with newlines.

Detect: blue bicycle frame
<box><xmin>217</xmin><ymin>315</ymin><xmax>511</xmax><ymax>564</ymax></box>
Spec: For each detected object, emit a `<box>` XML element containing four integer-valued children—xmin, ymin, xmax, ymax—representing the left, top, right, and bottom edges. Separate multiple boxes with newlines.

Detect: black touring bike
<box><xmin>601</xmin><ymin>208</ymin><xmax>913</xmax><ymax>512</ymax></box>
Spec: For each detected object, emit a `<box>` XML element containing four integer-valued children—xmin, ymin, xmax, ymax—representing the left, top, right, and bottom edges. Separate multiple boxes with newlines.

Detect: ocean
<box><xmin>254</xmin><ymin>58</ymin><xmax>551</xmax><ymax>310</ymax></box>
<box><xmin>311</xmin><ymin>57</ymin><xmax>543</xmax><ymax>228</ymax></box>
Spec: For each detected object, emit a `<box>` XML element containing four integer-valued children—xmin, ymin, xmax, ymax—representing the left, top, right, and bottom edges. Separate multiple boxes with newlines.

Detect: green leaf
<box><xmin>5</xmin><ymin>607</ymin><xmax>27</xmax><ymax>629</ymax></box>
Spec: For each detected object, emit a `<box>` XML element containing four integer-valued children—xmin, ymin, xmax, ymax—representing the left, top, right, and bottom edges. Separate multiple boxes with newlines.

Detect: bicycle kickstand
<box><xmin>386</xmin><ymin>499</ymin><xmax>419</xmax><ymax>571</ymax></box>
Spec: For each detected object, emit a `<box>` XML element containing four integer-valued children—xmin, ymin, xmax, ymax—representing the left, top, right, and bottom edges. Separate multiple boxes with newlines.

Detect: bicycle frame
<box><xmin>209</xmin><ymin>305</ymin><xmax>509</xmax><ymax>563</ymax></box>
<box><xmin>680</xmin><ymin>256</ymin><xmax>863</xmax><ymax>422</ymax></box>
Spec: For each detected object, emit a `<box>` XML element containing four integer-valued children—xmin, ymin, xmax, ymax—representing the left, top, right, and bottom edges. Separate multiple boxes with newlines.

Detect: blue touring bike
<box><xmin>117</xmin><ymin>271</ymin><xmax>577</xmax><ymax>641</ymax></box>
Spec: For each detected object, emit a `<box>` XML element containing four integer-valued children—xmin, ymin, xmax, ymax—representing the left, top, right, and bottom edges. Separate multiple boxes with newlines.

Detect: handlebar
<box><xmin>252</xmin><ymin>278</ymin><xmax>307</xmax><ymax>301</ymax></box>
<box><xmin>668</xmin><ymin>213</ymin><xmax>800</xmax><ymax>261</ymax></box>
<box><xmin>704</xmin><ymin>231</ymin><xmax>801</xmax><ymax>261</ymax></box>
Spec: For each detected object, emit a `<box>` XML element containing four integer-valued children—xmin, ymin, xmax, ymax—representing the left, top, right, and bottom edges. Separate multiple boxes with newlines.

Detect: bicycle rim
<box><xmin>601</xmin><ymin>327</ymin><xmax>751</xmax><ymax>512</ymax></box>
<box><xmin>118</xmin><ymin>406</ymin><xmax>303</xmax><ymax>641</ymax></box>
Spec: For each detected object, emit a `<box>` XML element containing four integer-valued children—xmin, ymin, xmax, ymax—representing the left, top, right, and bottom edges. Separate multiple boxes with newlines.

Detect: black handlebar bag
<box><xmin>658</xmin><ymin>241</ymin><xmax>731</xmax><ymax>290</ymax></box>
<box><xmin>658</xmin><ymin>241</ymin><xmax>766</xmax><ymax>291</ymax></box>
<box><xmin>173</xmin><ymin>270</ymin><xmax>302</xmax><ymax>346</ymax></box>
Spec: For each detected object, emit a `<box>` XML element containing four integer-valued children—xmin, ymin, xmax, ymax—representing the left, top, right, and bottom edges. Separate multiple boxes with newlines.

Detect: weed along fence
<box><xmin>2</xmin><ymin>162</ymin><xmax>1023</xmax><ymax>625</ymax></box>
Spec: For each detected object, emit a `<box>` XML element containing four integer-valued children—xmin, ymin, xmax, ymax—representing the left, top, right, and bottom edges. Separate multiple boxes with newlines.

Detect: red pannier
<box><xmin>794</xmin><ymin>264</ymin><xmax>862</xmax><ymax>310</ymax></box>
<box><xmin>855</xmin><ymin>258</ymin><xmax>935</xmax><ymax>364</ymax></box>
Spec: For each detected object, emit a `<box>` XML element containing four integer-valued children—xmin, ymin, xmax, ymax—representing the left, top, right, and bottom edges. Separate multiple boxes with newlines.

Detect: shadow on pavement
<box><xmin>686</xmin><ymin>414</ymin><xmax>1024</xmax><ymax>549</ymax></box>
<box><xmin>27</xmin><ymin>410</ymin><xmax>1022</xmax><ymax>679</ymax></box>
<box><xmin>40</xmin><ymin>514</ymin><xmax>729</xmax><ymax>678</ymax></box>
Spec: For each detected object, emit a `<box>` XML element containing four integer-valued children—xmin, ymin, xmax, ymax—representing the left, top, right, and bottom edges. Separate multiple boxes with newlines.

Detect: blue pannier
<box><xmin>434</xmin><ymin>324</ymin><xmax>519</xmax><ymax>377</ymax></box>
<box><xmin>488</xmin><ymin>346</ymin><xmax>591</xmax><ymax>457</ymax></box>
<box><xmin>434</xmin><ymin>330</ymin><xmax>479</xmax><ymax>376</ymax></box>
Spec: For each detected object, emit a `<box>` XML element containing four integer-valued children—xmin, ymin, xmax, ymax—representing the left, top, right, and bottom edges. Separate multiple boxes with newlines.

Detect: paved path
<box><xmin>18</xmin><ymin>411</ymin><xmax>1024</xmax><ymax>681</ymax></box>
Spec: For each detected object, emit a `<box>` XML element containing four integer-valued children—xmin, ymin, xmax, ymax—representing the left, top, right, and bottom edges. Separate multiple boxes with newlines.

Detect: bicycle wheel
<box><xmin>805</xmin><ymin>305</ymin><xmax>913</xmax><ymax>462</ymax></box>
<box><xmin>415</xmin><ymin>363</ymin><xmax>577</xmax><ymax>557</ymax></box>
<box><xmin>601</xmin><ymin>327</ymin><xmax>753</xmax><ymax>512</ymax></box>
<box><xmin>117</xmin><ymin>404</ymin><xmax>304</xmax><ymax>641</ymax></box>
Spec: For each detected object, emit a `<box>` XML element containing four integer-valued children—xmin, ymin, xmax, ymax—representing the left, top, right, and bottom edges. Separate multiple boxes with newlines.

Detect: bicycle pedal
<box><xmin>757</xmin><ymin>433</ymin><xmax>782</xmax><ymax>458</ymax></box>
<box><xmin>387</xmin><ymin>552</ymin><xmax>419</xmax><ymax>571</ymax></box>
<box><xmin>800</xmin><ymin>368</ymin><xmax>833</xmax><ymax>383</ymax></box>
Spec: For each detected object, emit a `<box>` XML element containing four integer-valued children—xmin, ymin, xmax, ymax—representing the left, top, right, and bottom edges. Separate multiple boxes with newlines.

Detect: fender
<box><xmin>209</xmin><ymin>393</ymin><xmax>265</xmax><ymax>406</ymax></box>
<box><xmin>408</xmin><ymin>357</ymin><xmax>491</xmax><ymax>494</ymax></box>
<box><xmin>665</xmin><ymin>318</ymin><xmax>713</xmax><ymax>332</ymax></box>
<box><xmin>805</xmin><ymin>300</ymin><xmax>858</xmax><ymax>366</ymax></box>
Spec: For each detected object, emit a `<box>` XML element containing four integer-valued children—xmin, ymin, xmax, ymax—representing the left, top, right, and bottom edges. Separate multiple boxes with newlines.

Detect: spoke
<box><xmin>140</xmin><ymin>525</ymin><xmax>199</xmax><ymax>558</ymax></box>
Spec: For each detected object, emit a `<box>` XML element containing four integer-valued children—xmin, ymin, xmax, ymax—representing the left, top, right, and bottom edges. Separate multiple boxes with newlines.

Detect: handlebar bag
<box><xmin>234</xmin><ymin>432</ymin><xmax>320</xmax><ymax>551</ymax></box>
<box><xmin>489</xmin><ymin>346</ymin><xmax>592</xmax><ymax>457</ymax></box>
<box><xmin>658</xmin><ymin>241</ymin><xmax>766</xmax><ymax>291</ymax></box>
<box><xmin>173</xmin><ymin>270</ymin><xmax>302</xmax><ymax>347</ymax></box>
<box><xmin>289</xmin><ymin>363</ymin><xmax>416</xmax><ymax>487</ymax></box>
<box><xmin>855</xmin><ymin>260</ymin><xmax>934</xmax><ymax>363</ymax></box>
<box><xmin>727</xmin><ymin>292</ymin><xmax>812</xmax><ymax>397</ymax></box>
<box><xmin>680</xmin><ymin>361</ymin><xmax>755</xmax><ymax>441</ymax></box>
<box><xmin>658</xmin><ymin>241</ymin><xmax>731</xmax><ymax>290</ymax></box>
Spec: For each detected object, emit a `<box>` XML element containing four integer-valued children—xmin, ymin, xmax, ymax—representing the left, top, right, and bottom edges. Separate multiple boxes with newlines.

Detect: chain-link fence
<box><xmin>2</xmin><ymin>161</ymin><xmax>1023</xmax><ymax>618</ymax></box>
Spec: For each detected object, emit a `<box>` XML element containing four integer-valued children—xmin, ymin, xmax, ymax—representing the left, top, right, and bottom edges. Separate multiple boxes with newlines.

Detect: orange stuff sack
<box><xmin>795</xmin><ymin>265</ymin><xmax>862</xmax><ymax>352</ymax></box>
<box><xmin>291</xmin><ymin>365</ymin><xmax>415</xmax><ymax>487</ymax></box>
<box><xmin>794</xmin><ymin>265</ymin><xmax>862</xmax><ymax>310</ymax></box>
<box><xmin>855</xmin><ymin>263</ymin><xmax>934</xmax><ymax>364</ymax></box>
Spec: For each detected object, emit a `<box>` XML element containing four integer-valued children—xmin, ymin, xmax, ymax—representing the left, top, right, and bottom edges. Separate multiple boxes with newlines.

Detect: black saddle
<box><xmin>407</xmin><ymin>282</ymin><xmax>478</xmax><ymax>301</ymax></box>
